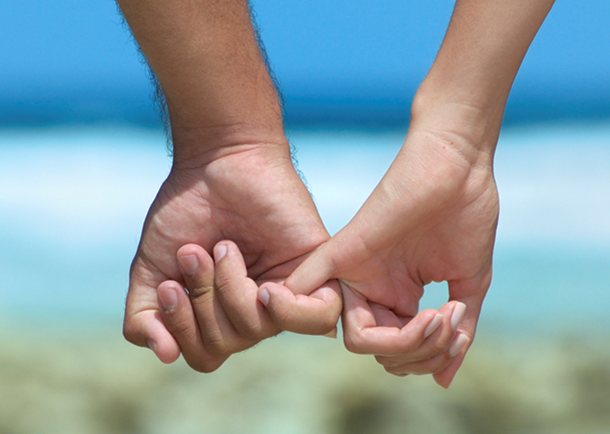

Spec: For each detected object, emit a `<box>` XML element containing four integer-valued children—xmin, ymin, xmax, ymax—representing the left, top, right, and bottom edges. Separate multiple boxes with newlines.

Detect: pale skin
<box><xmin>120</xmin><ymin>0</ymin><xmax>555</xmax><ymax>386</ymax></box>
<box><xmin>274</xmin><ymin>0</ymin><xmax>555</xmax><ymax>386</ymax></box>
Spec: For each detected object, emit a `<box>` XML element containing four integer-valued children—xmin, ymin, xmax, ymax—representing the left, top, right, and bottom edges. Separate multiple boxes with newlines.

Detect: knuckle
<box><xmin>431</xmin><ymin>336</ymin><xmax>451</xmax><ymax>353</ymax></box>
<box><xmin>309</xmin><ymin>323</ymin><xmax>336</xmax><ymax>337</ymax></box>
<box><xmin>374</xmin><ymin>355</ymin><xmax>392</xmax><ymax>367</ymax></box>
<box><xmin>235</xmin><ymin>321</ymin><xmax>266</xmax><ymax>342</ymax></box>
<box><xmin>318</xmin><ymin>314</ymin><xmax>339</xmax><ymax>335</ymax></box>
<box><xmin>214</xmin><ymin>273</ymin><xmax>234</xmax><ymax>296</ymax></box>
<box><xmin>166</xmin><ymin>318</ymin><xmax>193</xmax><ymax>340</ymax></box>
<box><xmin>343</xmin><ymin>334</ymin><xmax>366</xmax><ymax>355</ymax></box>
<box><xmin>208</xmin><ymin>338</ymin><xmax>255</xmax><ymax>358</ymax></box>
<box><xmin>377</xmin><ymin>357</ymin><xmax>404</xmax><ymax>369</ymax></box>
<box><xmin>203</xmin><ymin>331</ymin><xmax>256</xmax><ymax>358</ymax></box>
<box><xmin>188</xmin><ymin>283</ymin><xmax>214</xmax><ymax>300</ymax></box>
<box><xmin>424</xmin><ymin>357</ymin><xmax>451</xmax><ymax>376</ymax></box>
<box><xmin>397</xmin><ymin>339</ymin><xmax>418</xmax><ymax>354</ymax></box>
<box><xmin>271</xmin><ymin>304</ymin><xmax>294</xmax><ymax>328</ymax></box>
<box><xmin>432</xmin><ymin>360</ymin><xmax>453</xmax><ymax>376</ymax></box>
<box><xmin>262</xmin><ymin>323</ymin><xmax>282</xmax><ymax>339</ymax></box>
<box><xmin>185</xmin><ymin>357</ymin><xmax>223</xmax><ymax>374</ymax></box>
<box><xmin>437</xmin><ymin>328</ymin><xmax>457</xmax><ymax>350</ymax></box>
<box><xmin>405</xmin><ymin>355</ymin><xmax>452</xmax><ymax>376</ymax></box>
<box><xmin>248</xmin><ymin>324</ymin><xmax>280</xmax><ymax>342</ymax></box>
<box><xmin>384</xmin><ymin>365</ymin><xmax>409</xmax><ymax>377</ymax></box>
<box><xmin>122</xmin><ymin>322</ymin><xmax>142</xmax><ymax>346</ymax></box>
<box><xmin>205</xmin><ymin>335</ymin><xmax>230</xmax><ymax>357</ymax></box>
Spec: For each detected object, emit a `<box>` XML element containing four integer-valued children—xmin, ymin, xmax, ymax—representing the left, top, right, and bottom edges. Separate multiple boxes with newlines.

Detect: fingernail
<box><xmin>178</xmin><ymin>254</ymin><xmax>198</xmax><ymax>276</ymax></box>
<box><xmin>158</xmin><ymin>286</ymin><xmax>178</xmax><ymax>311</ymax></box>
<box><xmin>449</xmin><ymin>334</ymin><xmax>470</xmax><ymax>358</ymax></box>
<box><xmin>214</xmin><ymin>244</ymin><xmax>227</xmax><ymax>263</ymax></box>
<box><xmin>147</xmin><ymin>339</ymin><xmax>158</xmax><ymax>354</ymax></box>
<box><xmin>451</xmin><ymin>302</ymin><xmax>467</xmax><ymax>331</ymax></box>
<box><xmin>258</xmin><ymin>287</ymin><xmax>270</xmax><ymax>306</ymax></box>
<box><xmin>424</xmin><ymin>313</ymin><xmax>444</xmax><ymax>338</ymax></box>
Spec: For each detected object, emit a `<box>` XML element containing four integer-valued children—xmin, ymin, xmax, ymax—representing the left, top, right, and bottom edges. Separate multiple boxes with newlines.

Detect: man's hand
<box><xmin>123</xmin><ymin>142</ymin><xmax>341</xmax><ymax>369</ymax></box>
<box><xmin>117</xmin><ymin>0</ymin><xmax>344</xmax><ymax>370</ymax></box>
<box><xmin>153</xmin><ymin>239</ymin><xmax>342</xmax><ymax>373</ymax></box>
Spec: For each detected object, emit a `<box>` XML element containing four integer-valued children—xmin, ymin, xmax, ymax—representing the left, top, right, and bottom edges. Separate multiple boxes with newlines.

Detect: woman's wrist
<box><xmin>409</xmin><ymin>84</ymin><xmax>502</xmax><ymax>170</ymax></box>
<box><xmin>407</xmin><ymin>0</ymin><xmax>555</xmax><ymax>165</ymax></box>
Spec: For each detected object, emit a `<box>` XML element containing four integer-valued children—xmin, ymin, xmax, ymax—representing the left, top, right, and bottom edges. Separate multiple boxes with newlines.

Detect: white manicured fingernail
<box><xmin>424</xmin><ymin>314</ymin><xmax>444</xmax><ymax>338</ymax></box>
<box><xmin>449</xmin><ymin>334</ymin><xmax>470</xmax><ymax>358</ymax></box>
<box><xmin>214</xmin><ymin>244</ymin><xmax>227</xmax><ymax>262</ymax></box>
<box><xmin>451</xmin><ymin>302</ymin><xmax>467</xmax><ymax>331</ymax></box>
<box><xmin>258</xmin><ymin>287</ymin><xmax>270</xmax><ymax>306</ymax></box>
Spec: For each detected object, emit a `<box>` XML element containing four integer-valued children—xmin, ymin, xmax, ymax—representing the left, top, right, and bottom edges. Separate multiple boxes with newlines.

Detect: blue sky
<box><xmin>1</xmin><ymin>0</ymin><xmax>609</xmax><ymax>125</ymax></box>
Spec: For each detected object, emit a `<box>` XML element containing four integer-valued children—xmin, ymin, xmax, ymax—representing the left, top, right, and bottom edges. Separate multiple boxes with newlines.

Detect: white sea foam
<box><xmin>0</xmin><ymin>127</ymin><xmax>170</xmax><ymax>245</ymax></box>
<box><xmin>494</xmin><ymin>123</ymin><xmax>610</xmax><ymax>248</ymax></box>
<box><xmin>1</xmin><ymin>123</ymin><xmax>609</xmax><ymax>246</ymax></box>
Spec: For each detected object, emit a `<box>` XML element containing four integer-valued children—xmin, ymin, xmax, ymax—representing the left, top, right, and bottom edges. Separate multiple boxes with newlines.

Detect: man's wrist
<box><xmin>170</xmin><ymin>122</ymin><xmax>289</xmax><ymax>170</ymax></box>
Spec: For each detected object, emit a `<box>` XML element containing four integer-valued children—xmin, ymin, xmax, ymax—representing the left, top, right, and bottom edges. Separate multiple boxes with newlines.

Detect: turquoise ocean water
<box><xmin>1</xmin><ymin>122</ymin><xmax>609</xmax><ymax>335</ymax></box>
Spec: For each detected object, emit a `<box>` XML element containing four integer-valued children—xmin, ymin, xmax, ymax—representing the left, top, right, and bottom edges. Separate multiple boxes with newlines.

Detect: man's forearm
<box><xmin>412</xmin><ymin>0</ymin><xmax>555</xmax><ymax>161</ymax></box>
<box><xmin>116</xmin><ymin>0</ymin><xmax>285</xmax><ymax>162</ymax></box>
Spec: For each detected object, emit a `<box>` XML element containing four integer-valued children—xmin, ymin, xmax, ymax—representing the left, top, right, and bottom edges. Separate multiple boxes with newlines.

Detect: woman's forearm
<box><xmin>412</xmin><ymin>0</ymin><xmax>555</xmax><ymax>160</ymax></box>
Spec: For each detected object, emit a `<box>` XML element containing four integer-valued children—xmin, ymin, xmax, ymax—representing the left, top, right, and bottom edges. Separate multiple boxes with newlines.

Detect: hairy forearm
<box><xmin>116</xmin><ymin>0</ymin><xmax>285</xmax><ymax>161</ymax></box>
<box><xmin>412</xmin><ymin>0</ymin><xmax>555</xmax><ymax>160</ymax></box>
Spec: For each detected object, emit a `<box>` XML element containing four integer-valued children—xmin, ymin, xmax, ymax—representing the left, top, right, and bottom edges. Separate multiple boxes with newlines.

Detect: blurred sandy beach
<box><xmin>2</xmin><ymin>327</ymin><xmax>610</xmax><ymax>434</ymax></box>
